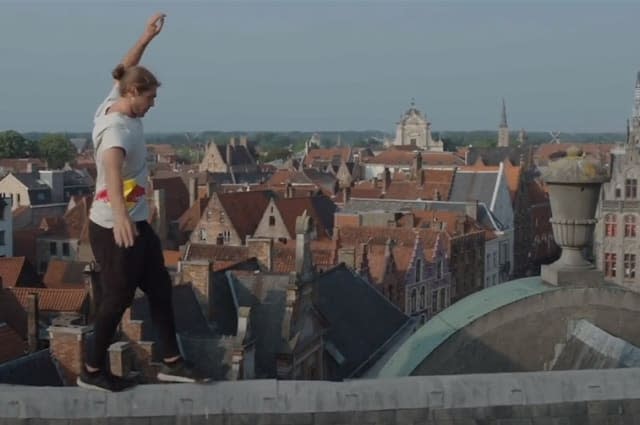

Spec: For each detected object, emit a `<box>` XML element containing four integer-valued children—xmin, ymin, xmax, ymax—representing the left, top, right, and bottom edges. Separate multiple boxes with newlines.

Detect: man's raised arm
<box><xmin>120</xmin><ymin>12</ymin><xmax>166</xmax><ymax>69</ymax></box>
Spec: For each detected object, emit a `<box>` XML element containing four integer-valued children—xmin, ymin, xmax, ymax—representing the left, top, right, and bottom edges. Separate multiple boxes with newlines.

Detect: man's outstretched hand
<box><xmin>142</xmin><ymin>12</ymin><xmax>166</xmax><ymax>44</ymax></box>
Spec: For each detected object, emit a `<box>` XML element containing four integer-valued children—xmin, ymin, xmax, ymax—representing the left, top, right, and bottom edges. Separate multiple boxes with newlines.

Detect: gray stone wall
<box><xmin>5</xmin><ymin>369</ymin><xmax>640</xmax><ymax>424</ymax></box>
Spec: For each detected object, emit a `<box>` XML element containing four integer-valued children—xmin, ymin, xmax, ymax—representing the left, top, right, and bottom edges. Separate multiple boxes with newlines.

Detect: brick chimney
<box><xmin>285</xmin><ymin>182</ymin><xmax>294</xmax><ymax>199</ymax></box>
<box><xmin>83</xmin><ymin>262</ymin><xmax>101</xmax><ymax>322</ymax></box>
<box><xmin>48</xmin><ymin>325</ymin><xmax>91</xmax><ymax>385</ymax></box>
<box><xmin>226</xmin><ymin>143</ymin><xmax>233</xmax><ymax>166</ymax></box>
<box><xmin>342</xmin><ymin>186</ymin><xmax>351</xmax><ymax>204</ymax></box>
<box><xmin>180</xmin><ymin>260</ymin><xmax>214</xmax><ymax>320</ymax></box>
<box><xmin>27</xmin><ymin>293</ymin><xmax>39</xmax><ymax>353</ymax></box>
<box><xmin>295</xmin><ymin>212</ymin><xmax>314</xmax><ymax>283</ymax></box>
<box><xmin>188</xmin><ymin>177</ymin><xmax>198</xmax><ymax>207</ymax></box>
<box><xmin>247</xmin><ymin>237</ymin><xmax>273</xmax><ymax>271</ymax></box>
<box><xmin>108</xmin><ymin>341</ymin><xmax>134</xmax><ymax>378</ymax></box>
<box><xmin>412</xmin><ymin>151</ymin><xmax>422</xmax><ymax>181</ymax></box>
<box><xmin>382</xmin><ymin>168</ymin><xmax>391</xmax><ymax>195</ymax></box>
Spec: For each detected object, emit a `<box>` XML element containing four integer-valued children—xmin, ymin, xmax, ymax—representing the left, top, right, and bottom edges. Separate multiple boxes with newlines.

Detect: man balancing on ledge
<box><xmin>79</xmin><ymin>12</ymin><xmax>206</xmax><ymax>392</ymax></box>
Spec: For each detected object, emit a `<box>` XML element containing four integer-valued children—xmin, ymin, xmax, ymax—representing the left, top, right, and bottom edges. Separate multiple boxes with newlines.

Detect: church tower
<box><xmin>498</xmin><ymin>98</ymin><xmax>510</xmax><ymax>147</ymax></box>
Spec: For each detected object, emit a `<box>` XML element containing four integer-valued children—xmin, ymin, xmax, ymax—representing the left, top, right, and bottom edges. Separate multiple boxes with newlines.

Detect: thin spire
<box><xmin>499</xmin><ymin>98</ymin><xmax>508</xmax><ymax>128</ymax></box>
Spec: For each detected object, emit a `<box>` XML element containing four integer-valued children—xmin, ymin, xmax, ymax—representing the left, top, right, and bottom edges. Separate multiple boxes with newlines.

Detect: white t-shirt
<box><xmin>89</xmin><ymin>85</ymin><xmax>149</xmax><ymax>228</ymax></box>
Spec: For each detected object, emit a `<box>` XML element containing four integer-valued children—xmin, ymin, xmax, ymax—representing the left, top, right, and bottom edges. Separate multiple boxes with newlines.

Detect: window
<box><xmin>605</xmin><ymin>214</ymin><xmax>617</xmax><ymax>237</ymax></box>
<box><xmin>493</xmin><ymin>252</ymin><xmax>497</xmax><ymax>267</ymax></box>
<box><xmin>431</xmin><ymin>290</ymin><xmax>438</xmax><ymax>313</ymax></box>
<box><xmin>419</xmin><ymin>286</ymin><xmax>425</xmax><ymax>309</ymax></box>
<box><xmin>410</xmin><ymin>289</ymin><xmax>417</xmax><ymax>313</ymax></box>
<box><xmin>62</xmin><ymin>242</ymin><xmax>70</xmax><ymax>256</ymax></box>
<box><xmin>605</xmin><ymin>253</ymin><xmax>617</xmax><ymax>278</ymax></box>
<box><xmin>16</xmin><ymin>193</ymin><xmax>21</xmax><ymax>204</ymax></box>
<box><xmin>223</xmin><ymin>230</ymin><xmax>231</xmax><ymax>243</ymax></box>
<box><xmin>625</xmin><ymin>254</ymin><xmax>636</xmax><ymax>279</ymax></box>
<box><xmin>198</xmin><ymin>228</ymin><xmax>207</xmax><ymax>241</ymax></box>
<box><xmin>410</xmin><ymin>138</ymin><xmax>417</xmax><ymax>145</ymax></box>
<box><xmin>0</xmin><ymin>231</ymin><xmax>4</xmax><ymax>246</ymax></box>
<box><xmin>615</xmin><ymin>186</ymin><xmax>622</xmax><ymax>198</ymax></box>
<box><xmin>206</xmin><ymin>210</ymin><xmax>212</xmax><ymax>221</ymax></box>
<box><xmin>626</xmin><ymin>178</ymin><xmax>637</xmax><ymax>199</ymax></box>
<box><xmin>219</xmin><ymin>212</ymin><xmax>225</xmax><ymax>224</ymax></box>
<box><xmin>486</xmin><ymin>254</ymin><xmax>490</xmax><ymax>269</ymax></box>
<box><xmin>269</xmin><ymin>216</ymin><xmax>276</xmax><ymax>226</ymax></box>
<box><xmin>49</xmin><ymin>242</ymin><xmax>57</xmax><ymax>256</ymax></box>
<box><xmin>436</xmin><ymin>260</ymin><xmax>443</xmax><ymax>279</ymax></box>
<box><xmin>415</xmin><ymin>259</ymin><xmax>422</xmax><ymax>282</ymax></box>
<box><xmin>625</xmin><ymin>215</ymin><xmax>636</xmax><ymax>238</ymax></box>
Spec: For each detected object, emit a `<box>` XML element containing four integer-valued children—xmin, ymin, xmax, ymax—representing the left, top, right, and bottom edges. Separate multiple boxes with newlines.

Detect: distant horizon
<box><xmin>2</xmin><ymin>2</ymin><xmax>640</xmax><ymax>133</ymax></box>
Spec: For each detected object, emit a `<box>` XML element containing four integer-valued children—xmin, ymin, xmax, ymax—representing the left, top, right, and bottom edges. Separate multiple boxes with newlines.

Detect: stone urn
<box><xmin>540</xmin><ymin>146</ymin><xmax>610</xmax><ymax>285</ymax></box>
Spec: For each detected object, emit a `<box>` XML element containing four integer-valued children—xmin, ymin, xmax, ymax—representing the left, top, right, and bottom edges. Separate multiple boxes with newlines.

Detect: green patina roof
<box><xmin>376</xmin><ymin>276</ymin><xmax>559</xmax><ymax>377</ymax></box>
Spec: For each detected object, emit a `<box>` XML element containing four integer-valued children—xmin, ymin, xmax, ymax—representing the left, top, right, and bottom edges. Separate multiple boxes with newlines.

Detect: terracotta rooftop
<box><xmin>0</xmin><ymin>257</ymin><xmax>32</xmax><ymax>288</ymax></box>
<box><xmin>42</xmin><ymin>259</ymin><xmax>88</xmax><ymax>289</ymax></box>
<box><xmin>178</xmin><ymin>197</ymin><xmax>210</xmax><ymax>233</ymax></box>
<box><xmin>217</xmin><ymin>191</ymin><xmax>274</xmax><ymax>242</ymax></box>
<box><xmin>184</xmin><ymin>244</ymin><xmax>249</xmax><ymax>264</ymax></box>
<box><xmin>303</xmin><ymin>147</ymin><xmax>352</xmax><ymax>167</ymax></box>
<box><xmin>9</xmin><ymin>287</ymin><xmax>88</xmax><ymax>312</ymax></box>
<box><xmin>163</xmin><ymin>250</ymin><xmax>181</xmax><ymax>268</ymax></box>
<box><xmin>273</xmin><ymin>195</ymin><xmax>337</xmax><ymax>240</ymax></box>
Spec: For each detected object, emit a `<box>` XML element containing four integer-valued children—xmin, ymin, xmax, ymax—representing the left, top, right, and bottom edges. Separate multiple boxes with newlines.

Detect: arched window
<box><xmin>625</xmin><ymin>215</ymin><xmax>636</xmax><ymax>238</ymax></box>
<box><xmin>410</xmin><ymin>289</ymin><xmax>417</xmax><ymax>313</ymax></box>
<box><xmin>419</xmin><ymin>286</ymin><xmax>425</xmax><ymax>309</ymax></box>
<box><xmin>605</xmin><ymin>214</ymin><xmax>617</xmax><ymax>237</ymax></box>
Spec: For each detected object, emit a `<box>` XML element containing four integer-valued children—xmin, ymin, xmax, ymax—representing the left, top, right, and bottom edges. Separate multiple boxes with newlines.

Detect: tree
<box><xmin>0</xmin><ymin>130</ymin><xmax>27</xmax><ymax>158</ymax></box>
<box><xmin>39</xmin><ymin>134</ymin><xmax>76</xmax><ymax>169</ymax></box>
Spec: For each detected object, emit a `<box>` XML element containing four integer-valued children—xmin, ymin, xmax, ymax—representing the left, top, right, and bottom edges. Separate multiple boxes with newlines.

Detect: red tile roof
<box><xmin>273</xmin><ymin>195</ymin><xmax>337</xmax><ymax>240</ymax></box>
<box><xmin>0</xmin><ymin>322</ymin><xmax>26</xmax><ymax>363</ymax></box>
<box><xmin>42</xmin><ymin>259</ymin><xmax>88</xmax><ymax>289</ymax></box>
<box><xmin>503</xmin><ymin>160</ymin><xmax>522</xmax><ymax>203</ymax></box>
<box><xmin>9</xmin><ymin>287</ymin><xmax>88</xmax><ymax>312</ymax></box>
<box><xmin>0</xmin><ymin>257</ymin><xmax>28</xmax><ymax>288</ymax></box>
<box><xmin>217</xmin><ymin>191</ymin><xmax>274</xmax><ymax>241</ymax></box>
<box><xmin>351</xmin><ymin>169</ymin><xmax>455</xmax><ymax>201</ymax></box>
<box><xmin>364</xmin><ymin>150</ymin><xmax>463</xmax><ymax>166</ymax></box>
<box><xmin>163</xmin><ymin>250</ymin><xmax>181</xmax><ymax>268</ymax></box>
<box><xmin>184</xmin><ymin>243</ymin><xmax>249</xmax><ymax>263</ymax></box>
<box><xmin>151</xmin><ymin>176</ymin><xmax>191</xmax><ymax>222</ymax></box>
<box><xmin>303</xmin><ymin>147</ymin><xmax>352</xmax><ymax>167</ymax></box>
<box><xmin>178</xmin><ymin>197</ymin><xmax>209</xmax><ymax>232</ymax></box>
<box><xmin>272</xmin><ymin>242</ymin><xmax>336</xmax><ymax>274</ymax></box>
<box><xmin>0</xmin><ymin>158</ymin><xmax>45</xmax><ymax>173</ymax></box>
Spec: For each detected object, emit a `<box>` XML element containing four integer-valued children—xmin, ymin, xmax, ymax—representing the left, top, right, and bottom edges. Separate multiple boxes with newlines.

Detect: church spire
<box><xmin>499</xmin><ymin>97</ymin><xmax>508</xmax><ymax>128</ymax></box>
<box><xmin>498</xmin><ymin>98</ymin><xmax>510</xmax><ymax>147</ymax></box>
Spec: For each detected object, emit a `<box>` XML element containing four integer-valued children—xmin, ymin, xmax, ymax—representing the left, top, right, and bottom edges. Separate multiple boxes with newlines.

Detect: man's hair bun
<box><xmin>111</xmin><ymin>64</ymin><xmax>126</xmax><ymax>80</ymax></box>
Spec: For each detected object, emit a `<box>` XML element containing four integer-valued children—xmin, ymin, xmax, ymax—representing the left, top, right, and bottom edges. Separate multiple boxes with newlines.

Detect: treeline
<box><xmin>0</xmin><ymin>130</ymin><xmax>78</xmax><ymax>169</ymax></box>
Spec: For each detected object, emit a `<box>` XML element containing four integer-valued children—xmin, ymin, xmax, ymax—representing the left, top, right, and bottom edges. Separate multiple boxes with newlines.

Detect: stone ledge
<box><xmin>4</xmin><ymin>369</ymin><xmax>640</xmax><ymax>421</ymax></box>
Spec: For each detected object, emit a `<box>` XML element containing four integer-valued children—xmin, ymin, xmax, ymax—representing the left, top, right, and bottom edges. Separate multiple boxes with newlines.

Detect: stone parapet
<box><xmin>4</xmin><ymin>368</ymin><xmax>640</xmax><ymax>423</ymax></box>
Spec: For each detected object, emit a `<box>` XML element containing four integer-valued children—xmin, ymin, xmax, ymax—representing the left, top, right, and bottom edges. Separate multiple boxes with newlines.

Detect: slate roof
<box><xmin>465</xmin><ymin>146</ymin><xmax>526</xmax><ymax>166</ymax></box>
<box><xmin>449</xmin><ymin>171</ymin><xmax>499</xmax><ymax>206</ymax></box>
<box><xmin>313</xmin><ymin>264</ymin><xmax>410</xmax><ymax>378</ymax></box>
<box><xmin>0</xmin><ymin>289</ymin><xmax>27</xmax><ymax>337</ymax></box>
<box><xmin>12</xmin><ymin>172</ymin><xmax>49</xmax><ymax>189</ymax></box>
<box><xmin>215</xmin><ymin>144</ymin><xmax>256</xmax><ymax>166</ymax></box>
<box><xmin>130</xmin><ymin>284</ymin><xmax>214</xmax><ymax>338</ymax></box>
<box><xmin>0</xmin><ymin>322</ymin><xmax>27</xmax><ymax>363</ymax></box>
<box><xmin>226</xmin><ymin>271</ymin><xmax>291</xmax><ymax>378</ymax></box>
<box><xmin>0</xmin><ymin>349</ymin><xmax>63</xmax><ymax>386</ymax></box>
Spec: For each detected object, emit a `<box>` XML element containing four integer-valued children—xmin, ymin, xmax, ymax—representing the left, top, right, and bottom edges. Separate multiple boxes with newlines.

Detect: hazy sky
<box><xmin>1</xmin><ymin>1</ymin><xmax>640</xmax><ymax>134</ymax></box>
